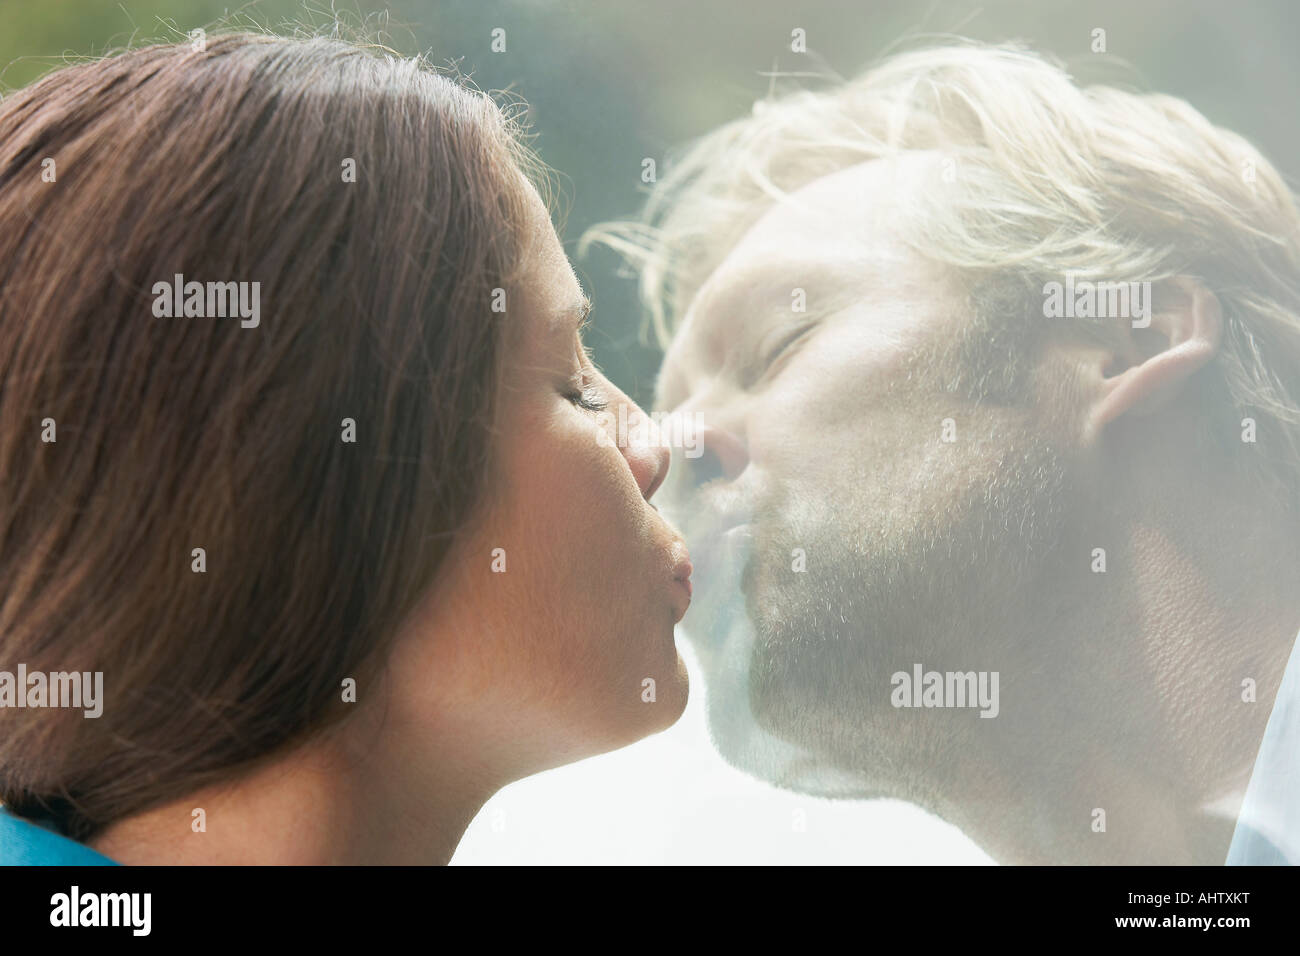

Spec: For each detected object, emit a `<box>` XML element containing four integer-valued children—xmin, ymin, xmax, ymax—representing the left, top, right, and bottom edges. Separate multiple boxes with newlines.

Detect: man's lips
<box><xmin>676</xmin><ymin>516</ymin><xmax>753</xmax><ymax>588</ymax></box>
<box><xmin>664</xmin><ymin>490</ymin><xmax>759</xmax><ymax>599</ymax></box>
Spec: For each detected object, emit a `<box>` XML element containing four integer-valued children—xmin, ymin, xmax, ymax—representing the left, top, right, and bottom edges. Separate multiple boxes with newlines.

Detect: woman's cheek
<box><xmin>592</xmin><ymin>409</ymin><xmax>618</xmax><ymax>447</ymax></box>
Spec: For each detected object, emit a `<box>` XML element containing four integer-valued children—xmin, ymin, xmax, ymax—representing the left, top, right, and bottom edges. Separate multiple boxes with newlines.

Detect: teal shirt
<box><xmin>0</xmin><ymin>806</ymin><xmax>118</xmax><ymax>865</ymax></box>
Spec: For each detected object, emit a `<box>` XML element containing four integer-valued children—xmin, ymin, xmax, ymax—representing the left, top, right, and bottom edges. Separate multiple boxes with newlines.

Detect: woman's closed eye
<box><xmin>565</xmin><ymin>339</ymin><xmax>609</xmax><ymax>412</ymax></box>
<box><xmin>566</xmin><ymin>379</ymin><xmax>609</xmax><ymax>412</ymax></box>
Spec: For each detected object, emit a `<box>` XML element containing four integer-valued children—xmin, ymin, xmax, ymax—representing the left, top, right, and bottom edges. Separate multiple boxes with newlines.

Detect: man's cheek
<box><xmin>752</xmin><ymin>406</ymin><xmax>847</xmax><ymax>486</ymax></box>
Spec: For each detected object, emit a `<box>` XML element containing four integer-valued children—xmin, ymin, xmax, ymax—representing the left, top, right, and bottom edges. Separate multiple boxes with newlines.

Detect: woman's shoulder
<box><xmin>0</xmin><ymin>805</ymin><xmax>119</xmax><ymax>866</ymax></box>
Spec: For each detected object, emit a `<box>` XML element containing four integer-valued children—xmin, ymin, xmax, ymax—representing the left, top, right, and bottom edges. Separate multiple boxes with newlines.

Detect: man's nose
<box><xmin>678</xmin><ymin>421</ymin><xmax>749</xmax><ymax>488</ymax></box>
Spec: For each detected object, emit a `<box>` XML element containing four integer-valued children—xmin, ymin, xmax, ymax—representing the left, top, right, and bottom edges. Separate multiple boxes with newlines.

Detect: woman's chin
<box><xmin>632</xmin><ymin>647</ymin><xmax>690</xmax><ymax>737</ymax></box>
<box><xmin>585</xmin><ymin>650</ymin><xmax>690</xmax><ymax>754</ymax></box>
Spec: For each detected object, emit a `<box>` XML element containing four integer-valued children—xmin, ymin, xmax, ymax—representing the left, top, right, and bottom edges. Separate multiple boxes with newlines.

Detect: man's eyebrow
<box><xmin>687</xmin><ymin>259</ymin><xmax>865</xmax><ymax>337</ymax></box>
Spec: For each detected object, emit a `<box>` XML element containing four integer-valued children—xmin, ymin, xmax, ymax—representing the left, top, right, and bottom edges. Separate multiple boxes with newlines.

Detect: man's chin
<box><xmin>681</xmin><ymin>592</ymin><xmax>875</xmax><ymax>799</ymax></box>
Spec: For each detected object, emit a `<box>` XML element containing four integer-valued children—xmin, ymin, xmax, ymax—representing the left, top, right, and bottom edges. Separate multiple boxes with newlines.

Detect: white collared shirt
<box><xmin>1226</xmin><ymin>627</ymin><xmax>1300</xmax><ymax>864</ymax></box>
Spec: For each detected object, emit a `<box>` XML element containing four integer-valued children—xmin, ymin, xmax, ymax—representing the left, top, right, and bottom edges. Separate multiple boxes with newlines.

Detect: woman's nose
<box><xmin>619</xmin><ymin>402</ymin><xmax>671</xmax><ymax>500</ymax></box>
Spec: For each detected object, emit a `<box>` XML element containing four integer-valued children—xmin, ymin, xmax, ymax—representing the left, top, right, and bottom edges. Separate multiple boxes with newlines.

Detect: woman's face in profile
<box><xmin>388</xmin><ymin>180</ymin><xmax>692</xmax><ymax>766</ymax></box>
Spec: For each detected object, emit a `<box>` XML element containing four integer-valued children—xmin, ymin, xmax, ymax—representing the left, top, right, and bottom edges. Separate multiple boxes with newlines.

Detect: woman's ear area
<box><xmin>1085</xmin><ymin>276</ymin><xmax>1224</xmax><ymax>438</ymax></box>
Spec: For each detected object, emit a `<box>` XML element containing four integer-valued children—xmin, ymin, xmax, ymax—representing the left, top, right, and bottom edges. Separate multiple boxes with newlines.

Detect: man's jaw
<box><xmin>682</xmin><ymin>595</ymin><xmax>875</xmax><ymax>797</ymax></box>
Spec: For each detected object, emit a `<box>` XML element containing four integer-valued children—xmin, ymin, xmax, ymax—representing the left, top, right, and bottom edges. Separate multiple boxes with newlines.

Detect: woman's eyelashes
<box><xmin>566</xmin><ymin>382</ymin><xmax>609</xmax><ymax>412</ymax></box>
<box><xmin>564</xmin><ymin>337</ymin><xmax>610</xmax><ymax>412</ymax></box>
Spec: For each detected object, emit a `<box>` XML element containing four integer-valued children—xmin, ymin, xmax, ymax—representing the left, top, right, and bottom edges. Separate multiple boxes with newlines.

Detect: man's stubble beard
<box><xmin>691</xmin><ymin>399</ymin><xmax>1078</xmax><ymax>807</ymax></box>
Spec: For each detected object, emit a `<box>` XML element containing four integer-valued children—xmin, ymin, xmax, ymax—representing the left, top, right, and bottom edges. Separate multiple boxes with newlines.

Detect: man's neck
<box><xmin>950</xmin><ymin>511</ymin><xmax>1300</xmax><ymax>865</ymax></box>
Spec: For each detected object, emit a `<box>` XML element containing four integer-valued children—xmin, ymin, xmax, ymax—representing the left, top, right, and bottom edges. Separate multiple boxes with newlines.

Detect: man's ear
<box><xmin>1087</xmin><ymin>277</ymin><xmax>1223</xmax><ymax>436</ymax></box>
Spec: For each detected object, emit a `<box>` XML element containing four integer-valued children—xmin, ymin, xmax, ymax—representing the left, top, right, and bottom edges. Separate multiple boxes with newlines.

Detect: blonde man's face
<box><xmin>655</xmin><ymin>155</ymin><xmax>1077</xmax><ymax>794</ymax></box>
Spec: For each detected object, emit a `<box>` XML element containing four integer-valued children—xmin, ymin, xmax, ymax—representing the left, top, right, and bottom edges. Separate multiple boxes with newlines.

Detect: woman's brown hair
<box><xmin>0</xmin><ymin>32</ymin><xmax>533</xmax><ymax>840</ymax></box>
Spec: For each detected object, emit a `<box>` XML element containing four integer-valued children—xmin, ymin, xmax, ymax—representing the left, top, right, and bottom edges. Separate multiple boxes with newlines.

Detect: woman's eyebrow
<box><xmin>547</xmin><ymin>296</ymin><xmax>592</xmax><ymax>341</ymax></box>
<box><xmin>570</xmin><ymin>297</ymin><xmax>593</xmax><ymax>332</ymax></box>
<box><xmin>553</xmin><ymin>296</ymin><xmax>590</xmax><ymax>328</ymax></box>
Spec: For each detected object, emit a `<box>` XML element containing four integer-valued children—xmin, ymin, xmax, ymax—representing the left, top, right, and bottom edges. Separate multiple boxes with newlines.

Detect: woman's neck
<box><xmin>88</xmin><ymin>712</ymin><xmax>503</xmax><ymax>865</ymax></box>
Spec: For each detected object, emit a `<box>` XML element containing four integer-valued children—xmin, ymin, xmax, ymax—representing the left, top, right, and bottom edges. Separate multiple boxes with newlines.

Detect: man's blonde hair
<box><xmin>585</xmin><ymin>41</ymin><xmax>1300</xmax><ymax>498</ymax></box>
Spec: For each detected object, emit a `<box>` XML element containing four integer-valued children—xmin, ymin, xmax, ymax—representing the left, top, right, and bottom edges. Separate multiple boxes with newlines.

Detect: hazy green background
<box><xmin>2</xmin><ymin>0</ymin><xmax>1297</xmax><ymax>405</ymax></box>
